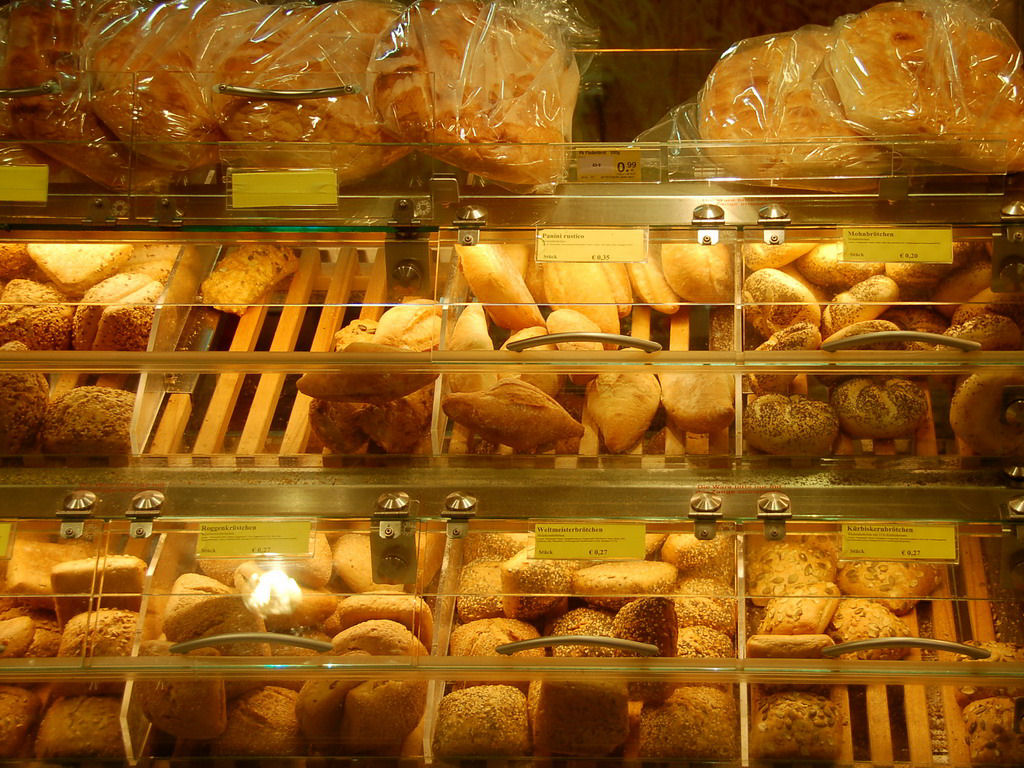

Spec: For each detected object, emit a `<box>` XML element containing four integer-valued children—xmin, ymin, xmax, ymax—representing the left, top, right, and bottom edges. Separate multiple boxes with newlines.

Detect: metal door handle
<box><xmin>496</xmin><ymin>635</ymin><xmax>660</xmax><ymax>656</ymax></box>
<box><xmin>169</xmin><ymin>633</ymin><xmax>333</xmax><ymax>653</ymax></box>
<box><xmin>822</xmin><ymin>331</ymin><xmax>980</xmax><ymax>352</ymax></box>
<box><xmin>506</xmin><ymin>332</ymin><xmax>662</xmax><ymax>353</ymax></box>
<box><xmin>215</xmin><ymin>83</ymin><xmax>360</xmax><ymax>99</ymax></box>
<box><xmin>821</xmin><ymin>637</ymin><xmax>991</xmax><ymax>658</ymax></box>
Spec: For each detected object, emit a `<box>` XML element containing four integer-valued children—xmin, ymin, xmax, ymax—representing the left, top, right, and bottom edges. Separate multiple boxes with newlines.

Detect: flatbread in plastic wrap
<box><xmin>208</xmin><ymin>0</ymin><xmax>407</xmax><ymax>184</ymax></box>
<box><xmin>827</xmin><ymin>0</ymin><xmax>1024</xmax><ymax>172</ymax></box>
<box><xmin>694</xmin><ymin>25</ymin><xmax>890</xmax><ymax>186</ymax></box>
<box><xmin>2</xmin><ymin>0</ymin><xmax>164</xmax><ymax>191</ymax></box>
<box><xmin>370</xmin><ymin>0</ymin><xmax>587</xmax><ymax>190</ymax></box>
<box><xmin>85</xmin><ymin>0</ymin><xmax>243</xmax><ymax>172</ymax></box>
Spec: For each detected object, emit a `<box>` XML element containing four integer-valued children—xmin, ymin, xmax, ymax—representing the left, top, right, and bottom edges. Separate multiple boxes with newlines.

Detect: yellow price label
<box><xmin>0</xmin><ymin>165</ymin><xmax>48</xmax><ymax>203</ymax></box>
<box><xmin>842</xmin><ymin>227</ymin><xmax>953</xmax><ymax>264</ymax></box>
<box><xmin>0</xmin><ymin>523</ymin><xmax>11</xmax><ymax>558</ymax></box>
<box><xmin>536</xmin><ymin>228</ymin><xmax>647</xmax><ymax>263</ymax></box>
<box><xmin>841</xmin><ymin>522</ymin><xmax>958</xmax><ymax>562</ymax></box>
<box><xmin>196</xmin><ymin>520</ymin><xmax>313</xmax><ymax>558</ymax></box>
<box><xmin>231</xmin><ymin>170</ymin><xmax>337</xmax><ymax>208</ymax></box>
<box><xmin>576</xmin><ymin>149</ymin><xmax>643</xmax><ymax>182</ymax></box>
<box><xmin>534</xmin><ymin>522</ymin><xmax>646</xmax><ymax>560</ymax></box>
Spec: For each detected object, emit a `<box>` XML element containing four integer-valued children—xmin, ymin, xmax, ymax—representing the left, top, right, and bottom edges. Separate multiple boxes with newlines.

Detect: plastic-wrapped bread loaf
<box><xmin>370</xmin><ymin>0</ymin><xmax>588</xmax><ymax>190</ymax></box>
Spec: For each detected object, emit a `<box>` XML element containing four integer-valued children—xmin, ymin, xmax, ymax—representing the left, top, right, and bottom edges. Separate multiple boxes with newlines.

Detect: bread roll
<box><xmin>136</xmin><ymin>640</ymin><xmax>226</xmax><ymax>740</ymax></box>
<box><xmin>573</xmin><ymin>561</ymin><xmax>677</xmax><ymax>611</ymax></box>
<box><xmin>742</xmin><ymin>268</ymin><xmax>821</xmax><ymax>336</ymax></box>
<box><xmin>447</xmin><ymin>303</ymin><xmax>496</xmax><ymax>393</ymax></box>
<box><xmin>962</xmin><ymin>697</ymin><xmax>1024</xmax><ymax>765</ymax></box>
<box><xmin>34</xmin><ymin>695</ymin><xmax>123</xmax><ymax>759</ymax></box>
<box><xmin>543</xmin><ymin>308</ymin><xmax>603</xmax><ymax>385</ymax></box>
<box><xmin>73</xmin><ymin>273</ymin><xmax>161</xmax><ymax>351</ymax></box>
<box><xmin>0</xmin><ymin>243</ymin><xmax>33</xmax><ymax>280</ymax></box>
<box><xmin>822</xmin><ymin>275</ymin><xmax>900</xmax><ymax>336</ymax></box>
<box><xmin>26</xmin><ymin>243</ymin><xmax>133</xmax><ymax>297</ymax></box>
<box><xmin>4</xmin><ymin>534</ymin><xmax>92</xmax><ymax>598</ymax></box>
<box><xmin>828</xmin><ymin>599</ymin><xmax>910</xmax><ymax>660</ymax></box>
<box><xmin>747</xmin><ymin>541</ymin><xmax>837</xmax><ymax>607</ymax></box>
<box><xmin>748</xmin><ymin>322</ymin><xmax>821</xmax><ymax>394</ymax></box>
<box><xmin>450</xmin><ymin>618</ymin><xmax>542</xmax><ymax>658</ymax></box>
<box><xmin>586</xmin><ymin>373</ymin><xmax>660</xmax><ymax>453</ymax></box>
<box><xmin>433</xmin><ymin>686</ymin><xmax>530</xmax><ymax>757</ymax></box>
<box><xmin>950</xmin><ymin>373</ymin><xmax>1024</xmax><ymax>455</ymax></box>
<box><xmin>455</xmin><ymin>244</ymin><xmax>543</xmax><ymax>330</ymax></box>
<box><xmin>612</xmin><ymin>596</ymin><xmax>678</xmax><ymax>702</ymax></box>
<box><xmin>332</xmin><ymin>619</ymin><xmax>427</xmax><ymax>657</ymax></box>
<box><xmin>882</xmin><ymin>306</ymin><xmax>949</xmax><ymax>335</ymax></box>
<box><xmin>442</xmin><ymin>378</ymin><xmax>584</xmax><ymax>452</ymax></box>
<box><xmin>932</xmin><ymin>260</ymin><xmax>993</xmax><ymax>317</ymax></box>
<box><xmin>830</xmin><ymin>376</ymin><xmax>928</xmax><ymax>439</ymax></box>
<box><xmin>885</xmin><ymin>261</ymin><xmax>952</xmax><ymax>292</ymax></box>
<box><xmin>660</xmin><ymin>372</ymin><xmax>734</xmax><ymax>434</ymax></box>
<box><xmin>661</xmin><ymin>533</ymin><xmax>733</xmax><ymax>575</ymax></box>
<box><xmin>837</xmin><ymin>560</ymin><xmax>940</xmax><ymax>614</ymax></box>
<box><xmin>528</xmin><ymin>679</ymin><xmax>629</xmax><ymax>756</ymax></box>
<box><xmin>333</xmin><ymin>592</ymin><xmax>433</xmax><ymax>648</ymax></box>
<box><xmin>674</xmin><ymin>577</ymin><xmax>736</xmax><ymax>636</ymax></box>
<box><xmin>297</xmin><ymin>341</ymin><xmax>437</xmax><ymax>405</ymax></box>
<box><xmin>51</xmin><ymin>554</ymin><xmax>146</xmax><ymax>622</ymax></box>
<box><xmin>795</xmin><ymin>242</ymin><xmax>884</xmax><ymax>290</ymax></box>
<box><xmin>661</xmin><ymin>243</ymin><xmax>733</xmax><ymax>303</ymax></box>
<box><xmin>749</xmin><ymin>692</ymin><xmax>841</xmax><ymax>760</ymax></box>
<box><xmin>339</xmin><ymin>678</ymin><xmax>426</xmax><ymax>755</ymax></box>
<box><xmin>821</xmin><ymin>319</ymin><xmax>906</xmax><ymax>351</ymax></box>
<box><xmin>463</xmin><ymin>532</ymin><xmax>530</xmax><ymax>563</ymax></box>
<box><xmin>953</xmin><ymin>641</ymin><xmax>1024</xmax><ymax>707</ymax></box>
<box><xmin>500</xmin><ymin>548</ymin><xmax>575</xmax><ymax>619</ymax></box>
<box><xmin>0</xmin><ymin>685</ymin><xmax>40</xmax><ymax>757</ymax></box>
<box><xmin>943</xmin><ymin>314</ymin><xmax>1021</xmax><ymax>350</ymax></box>
<box><xmin>745</xmin><ymin>393</ymin><xmax>838</xmax><ymax>456</ymax></box>
<box><xmin>542</xmin><ymin>262</ymin><xmax>621</xmax><ymax>335</ymax></box>
<box><xmin>212</xmin><ymin>686</ymin><xmax>302</xmax><ymax>756</ymax></box>
<box><xmin>374</xmin><ymin>300</ymin><xmax>441</xmax><ymax>352</ymax></box>
<box><xmin>676</xmin><ymin>624</ymin><xmax>733</xmax><ymax>658</ymax></box>
<box><xmin>745</xmin><ymin>633</ymin><xmax>835</xmax><ymax>658</ymax></box>
<box><xmin>0</xmin><ymin>279</ymin><xmax>73</xmax><ymax>350</ymax></box>
<box><xmin>545</xmin><ymin>607</ymin><xmax>616</xmax><ymax>657</ymax></box>
<box><xmin>606</xmin><ymin>262</ymin><xmax>633</xmax><ymax>317</ymax></box>
<box><xmin>332</xmin><ymin>533</ymin><xmax>395</xmax><ymax>593</ymax></box>
<box><xmin>500</xmin><ymin>326</ymin><xmax>563</xmax><ymax>397</ymax></box>
<box><xmin>0</xmin><ymin>341</ymin><xmax>47</xmax><ymax>453</ymax></box>
<box><xmin>638</xmin><ymin>686</ymin><xmax>739</xmax><ymax>760</ymax></box>
<box><xmin>742</xmin><ymin>241</ymin><xmax>815</xmax><ymax>271</ymax></box>
<box><xmin>456</xmin><ymin>560</ymin><xmax>504</xmax><ymax>622</ymax></box>
<box><xmin>758</xmin><ymin>582</ymin><xmax>840</xmax><ymax>634</ymax></box>
<box><xmin>162</xmin><ymin>573</ymin><xmax>269</xmax><ymax>658</ymax></box>
<box><xmin>41</xmin><ymin>386</ymin><xmax>134</xmax><ymax>455</ymax></box>
<box><xmin>952</xmin><ymin>290</ymin><xmax>1024</xmax><ymax>329</ymax></box>
<box><xmin>0</xmin><ymin>617</ymin><xmax>35</xmax><ymax>659</ymax></box>
<box><xmin>200</xmin><ymin>244</ymin><xmax>299</xmax><ymax>315</ymax></box>
<box><xmin>627</xmin><ymin>251</ymin><xmax>682</xmax><ymax>313</ymax></box>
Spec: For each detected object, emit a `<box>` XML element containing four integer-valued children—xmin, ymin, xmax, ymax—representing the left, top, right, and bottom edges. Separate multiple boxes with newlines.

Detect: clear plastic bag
<box><xmin>369</xmin><ymin>0</ymin><xmax>593</xmax><ymax>191</ymax></box>
<box><xmin>204</xmin><ymin>0</ymin><xmax>408</xmax><ymax>184</ymax></box>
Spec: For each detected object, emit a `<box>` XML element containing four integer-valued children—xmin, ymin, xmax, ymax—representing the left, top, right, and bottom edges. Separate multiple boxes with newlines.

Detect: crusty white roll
<box><xmin>931</xmin><ymin>260</ymin><xmax>992</xmax><ymax>317</ymax></box>
<box><xmin>456</xmin><ymin>244</ymin><xmax>543</xmax><ymax>330</ymax></box>
<box><xmin>586</xmin><ymin>373</ymin><xmax>661</xmax><ymax>453</ymax></box>
<box><xmin>950</xmin><ymin>374</ymin><xmax>1024</xmax><ymax>455</ymax></box>
<box><xmin>447</xmin><ymin>303</ymin><xmax>497</xmax><ymax>394</ymax></box>
<box><xmin>661</xmin><ymin>243</ymin><xmax>733</xmax><ymax>303</ymax></box>
<box><xmin>822</xmin><ymin>275</ymin><xmax>900</xmax><ymax>337</ymax></box>
<box><xmin>943</xmin><ymin>314</ymin><xmax>1021</xmax><ymax>350</ymax></box>
<box><xmin>794</xmin><ymin>242</ymin><xmax>884</xmax><ymax>291</ymax></box>
<box><xmin>742</xmin><ymin>269</ymin><xmax>821</xmax><ymax>337</ymax></box>
<box><xmin>627</xmin><ymin>250</ymin><xmax>682</xmax><ymax>314</ymax></box>
<box><xmin>542</xmin><ymin>262</ymin><xmax>620</xmax><ymax>335</ymax></box>
<box><xmin>606</xmin><ymin>263</ymin><xmax>633</xmax><ymax>318</ymax></box>
<box><xmin>500</xmin><ymin>326</ymin><xmax>563</xmax><ymax>397</ymax></box>
<box><xmin>742</xmin><ymin>241</ymin><xmax>815</xmax><ymax>271</ymax></box>
<box><xmin>744</xmin><ymin>394</ymin><xmax>839</xmax><ymax>455</ymax></box>
<box><xmin>374</xmin><ymin>300</ymin><xmax>442</xmax><ymax>352</ymax></box>
<box><xmin>660</xmin><ymin>372</ymin><xmax>735</xmax><ymax>434</ymax></box>
<box><xmin>748</xmin><ymin>322</ymin><xmax>821</xmax><ymax>395</ymax></box>
<box><xmin>545</xmin><ymin>308</ymin><xmax>604</xmax><ymax>385</ymax></box>
<box><xmin>830</xmin><ymin>377</ymin><xmax>928</xmax><ymax>439</ymax></box>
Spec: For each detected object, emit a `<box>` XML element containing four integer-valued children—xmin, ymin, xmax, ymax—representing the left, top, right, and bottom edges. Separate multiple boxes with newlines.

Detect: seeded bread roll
<box><xmin>0</xmin><ymin>279</ymin><xmax>73</xmax><ymax>350</ymax></box>
<box><xmin>823</xmin><ymin>275</ymin><xmax>901</xmax><ymax>336</ymax></box>
<box><xmin>501</xmin><ymin>549</ymin><xmax>576</xmax><ymax>620</ymax></box>
<box><xmin>962</xmin><ymin>697</ymin><xmax>1024</xmax><ymax>765</ymax></box>
<box><xmin>747</xmin><ymin>542</ymin><xmax>837</xmax><ymax>607</ymax></box>
<box><xmin>952</xmin><ymin>290</ymin><xmax>1024</xmax><ymax>329</ymax></box>
<box><xmin>954</xmin><ymin>641</ymin><xmax>1024</xmax><ymax>707</ymax></box>
<box><xmin>136</xmin><ymin>639</ymin><xmax>226</xmax><ymax>740</ymax></box>
<box><xmin>545</xmin><ymin>607</ymin><xmax>616</xmax><ymax>657</ymax></box>
<box><xmin>34</xmin><ymin>695</ymin><xmax>123</xmax><ymax>759</ymax></box>
<box><xmin>73</xmin><ymin>273</ymin><xmax>161</xmax><ymax>351</ymax></box>
<box><xmin>456</xmin><ymin>560</ymin><xmax>505</xmax><ymax>622</ymax></box>
<box><xmin>0</xmin><ymin>617</ymin><xmax>35</xmax><ymax>658</ymax></box>
<box><xmin>932</xmin><ymin>260</ymin><xmax>993</xmax><ymax>317</ymax></box>
<box><xmin>58</xmin><ymin>608</ymin><xmax>137</xmax><ymax>659</ymax></box>
<box><xmin>528</xmin><ymin>679</ymin><xmax>629</xmax><ymax>756</ymax></box>
<box><xmin>744</xmin><ymin>394</ymin><xmax>839</xmax><ymax>456</ymax></box>
<box><xmin>0</xmin><ymin>243</ymin><xmax>33</xmax><ymax>280</ymax></box>
<box><xmin>748</xmin><ymin>322</ymin><xmax>822</xmax><ymax>394</ymax></box>
<box><xmin>795</xmin><ymin>242</ymin><xmax>884</xmax><ymax>290</ymax></box>
<box><xmin>613</xmin><ymin>596</ymin><xmax>677</xmax><ymax>702</ymax></box>
<box><xmin>450</xmin><ymin>618</ymin><xmax>543</xmax><ymax>658</ymax></box>
<box><xmin>339</xmin><ymin>678</ymin><xmax>427</xmax><ymax>755</ymax></box>
<box><xmin>885</xmin><ymin>261</ymin><xmax>952</xmax><ymax>292</ymax></box>
<box><xmin>212</xmin><ymin>686</ymin><xmax>302</xmax><ymax>756</ymax></box>
<box><xmin>40</xmin><ymin>386</ymin><xmax>134</xmax><ymax>455</ymax></box>
<box><xmin>660</xmin><ymin>533</ymin><xmax>733</xmax><ymax>575</ymax></box>
<box><xmin>944</xmin><ymin>314</ymin><xmax>1021</xmax><ymax>350</ymax></box>
<box><xmin>837</xmin><ymin>560</ymin><xmax>940</xmax><ymax>614</ymax></box>
<box><xmin>27</xmin><ymin>243</ymin><xmax>134</xmax><ymax>297</ymax></box>
<box><xmin>0</xmin><ymin>685</ymin><xmax>40</xmax><ymax>757</ymax></box>
<box><xmin>882</xmin><ymin>306</ymin><xmax>950</xmax><ymax>336</ymax></box>
<box><xmin>746</xmin><ymin>633</ymin><xmax>835</xmax><ymax>658</ymax></box>
<box><xmin>573</xmin><ymin>561</ymin><xmax>677</xmax><ymax>611</ymax></box>
<box><xmin>830</xmin><ymin>376</ymin><xmax>928</xmax><ymax>439</ymax></box>
<box><xmin>829</xmin><ymin>599</ymin><xmax>911</xmax><ymax>660</ymax></box>
<box><xmin>749</xmin><ymin>692</ymin><xmax>841</xmax><ymax>760</ymax></box>
<box><xmin>950</xmin><ymin>373</ymin><xmax>1024</xmax><ymax>455</ymax></box>
<box><xmin>463</xmin><ymin>532</ymin><xmax>530</xmax><ymax>563</ymax></box>
<box><xmin>639</xmin><ymin>685</ymin><xmax>739</xmax><ymax>760</ymax></box>
<box><xmin>821</xmin><ymin>319</ymin><xmax>906</xmax><ymax>351</ymax></box>
<box><xmin>676</xmin><ymin>624</ymin><xmax>733</xmax><ymax>658</ymax></box>
<box><xmin>674</xmin><ymin>577</ymin><xmax>736</xmax><ymax>635</ymax></box>
<box><xmin>758</xmin><ymin>582</ymin><xmax>840</xmax><ymax>634</ymax></box>
<box><xmin>333</xmin><ymin>592</ymin><xmax>433</xmax><ymax>648</ymax></box>
<box><xmin>587</xmin><ymin>373</ymin><xmax>661</xmax><ymax>453</ymax></box>
<box><xmin>200</xmin><ymin>244</ymin><xmax>299</xmax><ymax>315</ymax></box>
<box><xmin>162</xmin><ymin>573</ymin><xmax>269</xmax><ymax>658</ymax></box>
<box><xmin>742</xmin><ymin>241</ymin><xmax>815</xmax><ymax>271</ymax></box>
<box><xmin>742</xmin><ymin>268</ymin><xmax>821</xmax><ymax>337</ymax></box>
<box><xmin>0</xmin><ymin>341</ymin><xmax>48</xmax><ymax>453</ymax></box>
<box><xmin>660</xmin><ymin>371</ymin><xmax>735</xmax><ymax>434</ymax></box>
<box><xmin>661</xmin><ymin>243</ymin><xmax>733</xmax><ymax>304</ymax></box>
<box><xmin>434</xmin><ymin>685</ymin><xmax>530</xmax><ymax>758</ymax></box>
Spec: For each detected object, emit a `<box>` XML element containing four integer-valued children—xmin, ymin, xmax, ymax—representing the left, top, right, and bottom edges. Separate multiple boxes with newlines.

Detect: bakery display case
<box><xmin>2</xmin><ymin>0</ymin><xmax>1024</xmax><ymax>765</ymax></box>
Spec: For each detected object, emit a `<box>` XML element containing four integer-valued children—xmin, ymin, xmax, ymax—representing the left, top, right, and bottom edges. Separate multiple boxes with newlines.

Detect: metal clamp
<box><xmin>1016</xmin><ymin>698</ymin><xmax>1023</xmax><ymax>735</ymax></box>
<box><xmin>370</xmin><ymin>492</ymin><xmax>418</xmax><ymax>586</ymax></box>
<box><xmin>214</xmin><ymin>83</ymin><xmax>360</xmax><ymax>99</ymax></box>
<box><xmin>1002</xmin><ymin>386</ymin><xmax>1024</xmax><ymax>427</ymax></box>
<box><xmin>756</xmin><ymin>492</ymin><xmax>791</xmax><ymax>541</ymax></box>
<box><xmin>758</xmin><ymin>203</ymin><xmax>790</xmax><ymax>246</ymax></box>
<box><xmin>0</xmin><ymin>80</ymin><xmax>61</xmax><ymax>99</ymax></box>
<box><xmin>692</xmin><ymin>203</ymin><xmax>725</xmax><ymax>246</ymax></box>
<box><xmin>453</xmin><ymin>205</ymin><xmax>487</xmax><ymax>247</ymax></box>
<box><xmin>821</xmin><ymin>637</ymin><xmax>992</xmax><ymax>658</ymax></box>
<box><xmin>1003</xmin><ymin>497</ymin><xmax>1024</xmax><ymax>592</ymax></box>
<box><xmin>443</xmin><ymin>492</ymin><xmax>477</xmax><ymax>540</ymax></box>
<box><xmin>995</xmin><ymin>201</ymin><xmax>1024</xmax><ymax>293</ymax></box>
<box><xmin>821</xmin><ymin>331</ymin><xmax>981</xmax><ymax>352</ymax></box>
<box><xmin>505</xmin><ymin>332</ymin><xmax>662</xmax><ymax>353</ymax></box>
<box><xmin>386</xmin><ymin>198</ymin><xmax>429</xmax><ymax>299</ymax></box>
<box><xmin>495</xmin><ymin>635</ymin><xmax>660</xmax><ymax>656</ymax></box>
<box><xmin>58</xmin><ymin>490</ymin><xmax>96</xmax><ymax>539</ymax></box>
<box><xmin>170</xmin><ymin>633</ymin><xmax>333</xmax><ymax>654</ymax></box>
<box><xmin>689</xmin><ymin>492</ymin><xmax>723</xmax><ymax>541</ymax></box>
<box><xmin>127</xmin><ymin>490</ymin><xmax>164</xmax><ymax>539</ymax></box>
